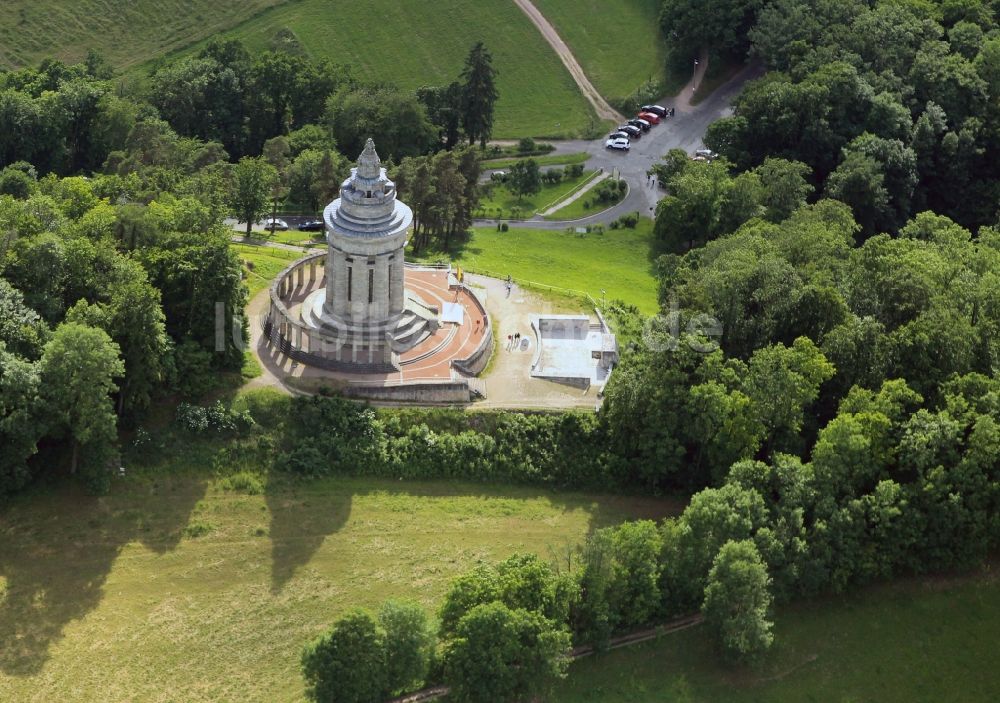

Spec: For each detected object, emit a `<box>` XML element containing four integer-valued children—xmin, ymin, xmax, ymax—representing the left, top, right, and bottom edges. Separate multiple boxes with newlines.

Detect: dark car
<box><xmin>627</xmin><ymin>118</ymin><xmax>651</xmax><ymax>132</ymax></box>
<box><xmin>298</xmin><ymin>219</ymin><xmax>324</xmax><ymax>232</ymax></box>
<box><xmin>608</xmin><ymin>131</ymin><xmax>631</xmax><ymax>141</ymax></box>
<box><xmin>641</xmin><ymin>104</ymin><xmax>668</xmax><ymax>118</ymax></box>
<box><xmin>618</xmin><ymin>124</ymin><xmax>641</xmax><ymax>138</ymax></box>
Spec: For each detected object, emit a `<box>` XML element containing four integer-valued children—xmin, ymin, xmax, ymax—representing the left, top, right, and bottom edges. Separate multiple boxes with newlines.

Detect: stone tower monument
<box><xmin>301</xmin><ymin>138</ymin><xmax>438</xmax><ymax>368</ymax></box>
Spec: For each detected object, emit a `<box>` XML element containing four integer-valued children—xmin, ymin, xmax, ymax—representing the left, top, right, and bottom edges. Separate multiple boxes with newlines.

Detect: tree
<box><xmin>653</xmin><ymin>160</ymin><xmax>732</xmax><ymax>251</ymax></box>
<box><xmin>64</xmin><ymin>257</ymin><xmax>167</xmax><ymax>420</ymax></box>
<box><xmin>460</xmin><ymin>42</ymin><xmax>499</xmax><ymax>148</ymax></box>
<box><xmin>38</xmin><ymin>322</ymin><xmax>123</xmax><ymax>485</ymax></box>
<box><xmin>702</xmin><ymin>540</ymin><xmax>774</xmax><ymax>662</ymax></box>
<box><xmin>825</xmin><ymin>151</ymin><xmax>889</xmax><ymax>238</ymax></box>
<box><xmin>754</xmin><ymin>158</ymin><xmax>813</xmax><ymax>222</ymax></box>
<box><xmin>439</xmin><ymin>553</ymin><xmax>576</xmax><ymax>637</ymax></box>
<box><xmin>378</xmin><ymin>601</ymin><xmax>434</xmax><ymax>696</ymax></box>
<box><xmin>0</xmin><ymin>278</ymin><xmax>47</xmax><ymax>358</ymax></box>
<box><xmin>507</xmin><ymin>158</ymin><xmax>542</xmax><ymax>201</ymax></box>
<box><xmin>228</xmin><ymin>156</ymin><xmax>278</xmax><ymax>237</ymax></box>
<box><xmin>301</xmin><ymin>610</ymin><xmax>386</xmax><ymax>703</ymax></box>
<box><xmin>325</xmin><ymin>84</ymin><xmax>437</xmax><ymax>160</ymax></box>
<box><xmin>0</xmin><ymin>343</ymin><xmax>42</xmax><ymax>495</ymax></box>
<box><xmin>443</xmin><ymin>602</ymin><xmax>571</xmax><ymax>703</ymax></box>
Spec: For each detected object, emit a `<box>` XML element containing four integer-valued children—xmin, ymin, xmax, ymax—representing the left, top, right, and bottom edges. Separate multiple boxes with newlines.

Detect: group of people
<box><xmin>506</xmin><ymin>331</ymin><xmax>524</xmax><ymax>351</ymax></box>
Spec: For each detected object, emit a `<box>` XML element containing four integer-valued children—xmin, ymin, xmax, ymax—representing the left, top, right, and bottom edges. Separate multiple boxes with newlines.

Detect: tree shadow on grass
<box><xmin>266</xmin><ymin>475</ymin><xmax>352</xmax><ymax>594</ymax></box>
<box><xmin>0</xmin><ymin>471</ymin><xmax>206</xmax><ymax>676</ymax></box>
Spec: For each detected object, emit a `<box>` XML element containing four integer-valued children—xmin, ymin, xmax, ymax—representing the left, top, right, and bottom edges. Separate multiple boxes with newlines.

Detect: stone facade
<box><xmin>300</xmin><ymin>138</ymin><xmax>438</xmax><ymax>368</ymax></box>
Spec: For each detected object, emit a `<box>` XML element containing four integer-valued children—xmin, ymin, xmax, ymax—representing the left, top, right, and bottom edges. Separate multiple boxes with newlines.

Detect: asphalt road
<box><xmin>482</xmin><ymin>62</ymin><xmax>764</xmax><ymax>230</ymax></box>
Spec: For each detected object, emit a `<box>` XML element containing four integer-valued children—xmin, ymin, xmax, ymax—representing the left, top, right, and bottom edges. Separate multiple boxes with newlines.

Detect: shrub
<box><xmin>543</xmin><ymin>168</ymin><xmax>563</xmax><ymax>184</ymax></box>
<box><xmin>611</xmin><ymin>212</ymin><xmax>639</xmax><ymax>229</ymax></box>
<box><xmin>500</xmin><ymin>222</ymin><xmax>509</xmax><ymax>232</ymax></box>
<box><xmin>175</xmin><ymin>401</ymin><xmax>255</xmax><ymax>435</ymax></box>
<box><xmin>183</xmin><ymin>520</ymin><xmax>215</xmax><ymax>538</ymax></box>
<box><xmin>219</xmin><ymin>471</ymin><xmax>265</xmax><ymax>495</ymax></box>
<box><xmin>517</xmin><ymin>137</ymin><xmax>536</xmax><ymax>154</ymax></box>
<box><xmin>565</xmin><ymin>163</ymin><xmax>584</xmax><ymax>178</ymax></box>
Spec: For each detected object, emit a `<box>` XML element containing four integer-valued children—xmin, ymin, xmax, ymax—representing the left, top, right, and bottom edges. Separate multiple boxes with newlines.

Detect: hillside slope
<box><xmin>0</xmin><ymin>0</ymin><xmax>599</xmax><ymax>138</ymax></box>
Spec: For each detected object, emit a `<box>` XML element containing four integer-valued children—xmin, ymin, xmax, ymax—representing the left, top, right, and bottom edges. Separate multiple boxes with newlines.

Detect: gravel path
<box><xmin>511</xmin><ymin>0</ymin><xmax>625</xmax><ymax>123</ymax></box>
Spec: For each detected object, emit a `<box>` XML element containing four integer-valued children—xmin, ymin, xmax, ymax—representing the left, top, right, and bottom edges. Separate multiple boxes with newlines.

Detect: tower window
<box><xmin>347</xmin><ymin>266</ymin><xmax>353</xmax><ymax>302</ymax></box>
<box><xmin>368</xmin><ymin>268</ymin><xmax>374</xmax><ymax>303</ymax></box>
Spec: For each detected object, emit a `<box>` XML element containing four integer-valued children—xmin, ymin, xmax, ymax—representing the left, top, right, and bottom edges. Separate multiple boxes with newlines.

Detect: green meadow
<box><xmin>0</xmin><ymin>391</ymin><xmax>678</xmax><ymax>702</ymax></box>
<box><xmin>553</xmin><ymin>570</ymin><xmax>1000</xmax><ymax>702</ymax></box>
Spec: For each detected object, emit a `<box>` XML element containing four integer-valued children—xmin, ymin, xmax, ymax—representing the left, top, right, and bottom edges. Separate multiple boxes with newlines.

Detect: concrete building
<box><xmin>300</xmin><ymin>138</ymin><xmax>439</xmax><ymax>368</ymax></box>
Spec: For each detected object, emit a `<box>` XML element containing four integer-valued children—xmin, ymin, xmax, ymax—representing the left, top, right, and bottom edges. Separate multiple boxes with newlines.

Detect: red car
<box><xmin>638</xmin><ymin>111</ymin><xmax>661</xmax><ymax>125</ymax></box>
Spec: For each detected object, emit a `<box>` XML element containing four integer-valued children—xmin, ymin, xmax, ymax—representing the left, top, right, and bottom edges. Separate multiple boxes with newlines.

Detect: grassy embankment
<box><xmin>412</xmin><ymin>218</ymin><xmax>659</xmax><ymax>314</ymax></box>
<box><xmin>544</xmin><ymin>179</ymin><xmax>629</xmax><ymax>221</ymax></box>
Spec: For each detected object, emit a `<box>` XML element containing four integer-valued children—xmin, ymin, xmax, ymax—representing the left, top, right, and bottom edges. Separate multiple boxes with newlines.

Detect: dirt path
<box><xmin>511</xmin><ymin>0</ymin><xmax>625</xmax><ymax>124</ymax></box>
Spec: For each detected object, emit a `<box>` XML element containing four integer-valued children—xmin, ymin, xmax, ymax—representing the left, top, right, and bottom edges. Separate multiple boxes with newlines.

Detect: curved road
<box><xmin>477</xmin><ymin>61</ymin><xmax>763</xmax><ymax>230</ymax></box>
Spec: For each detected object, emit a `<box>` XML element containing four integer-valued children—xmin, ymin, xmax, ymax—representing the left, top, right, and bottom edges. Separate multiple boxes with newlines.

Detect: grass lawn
<box><xmin>482</xmin><ymin>152</ymin><xmax>591</xmax><ymax>170</ymax></box>
<box><xmin>413</xmin><ymin>219</ymin><xmax>659</xmax><ymax>313</ymax></box>
<box><xmin>531</xmin><ymin>0</ymin><xmax>681</xmax><ymax>101</ymax></box>
<box><xmin>479</xmin><ymin>169</ymin><xmax>598</xmax><ymax>218</ymax></box>
<box><xmin>544</xmin><ymin>180</ymin><xmax>629</xmax><ymax>221</ymax></box>
<box><xmin>0</xmin><ymin>402</ymin><xmax>678</xmax><ymax>702</ymax></box>
<box><xmin>231</xmin><ymin>242</ymin><xmax>303</xmax><ymax>298</ymax></box>
<box><xmin>162</xmin><ymin>0</ymin><xmax>597</xmax><ymax>139</ymax></box>
<box><xmin>552</xmin><ymin>569</ymin><xmax>1000</xmax><ymax>702</ymax></box>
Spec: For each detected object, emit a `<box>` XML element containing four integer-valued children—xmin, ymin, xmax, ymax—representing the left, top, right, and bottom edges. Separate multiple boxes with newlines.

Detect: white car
<box><xmin>694</xmin><ymin>148</ymin><xmax>718</xmax><ymax>160</ymax></box>
<box><xmin>261</xmin><ymin>217</ymin><xmax>289</xmax><ymax>231</ymax></box>
<box><xmin>605</xmin><ymin>137</ymin><xmax>630</xmax><ymax>151</ymax></box>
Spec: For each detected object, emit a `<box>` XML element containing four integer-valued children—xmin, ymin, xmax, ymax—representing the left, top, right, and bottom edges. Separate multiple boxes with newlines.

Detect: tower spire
<box><xmin>357</xmin><ymin>138</ymin><xmax>381</xmax><ymax>179</ymax></box>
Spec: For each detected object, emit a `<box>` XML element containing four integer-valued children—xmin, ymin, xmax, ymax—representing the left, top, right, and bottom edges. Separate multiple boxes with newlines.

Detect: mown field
<box><xmin>0</xmin><ymin>0</ymin><xmax>284</xmax><ymax>69</ymax></box>
<box><xmin>0</xmin><ymin>396</ymin><xmax>677</xmax><ymax>702</ymax></box>
<box><xmin>553</xmin><ymin>569</ymin><xmax>1000</xmax><ymax>702</ymax></box>
<box><xmin>531</xmin><ymin>0</ymin><xmax>678</xmax><ymax>101</ymax></box>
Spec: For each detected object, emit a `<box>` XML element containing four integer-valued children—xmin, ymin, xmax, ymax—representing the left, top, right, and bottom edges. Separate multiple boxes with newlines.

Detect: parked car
<box><xmin>261</xmin><ymin>217</ymin><xmax>289</xmax><ymax>231</ymax></box>
<box><xmin>694</xmin><ymin>148</ymin><xmax>718</xmax><ymax>160</ymax></box>
<box><xmin>628</xmin><ymin>118</ymin><xmax>651</xmax><ymax>132</ymax></box>
<box><xmin>298</xmin><ymin>219</ymin><xmax>324</xmax><ymax>232</ymax></box>
<box><xmin>641</xmin><ymin>105</ymin><xmax>668</xmax><ymax>117</ymax></box>
<box><xmin>605</xmin><ymin>137</ymin><xmax>630</xmax><ymax>151</ymax></box>
<box><xmin>617</xmin><ymin>124</ymin><xmax>641</xmax><ymax>138</ymax></box>
<box><xmin>608</xmin><ymin>131</ymin><xmax>631</xmax><ymax>141</ymax></box>
<box><xmin>638</xmin><ymin>111</ymin><xmax>661</xmax><ymax>125</ymax></box>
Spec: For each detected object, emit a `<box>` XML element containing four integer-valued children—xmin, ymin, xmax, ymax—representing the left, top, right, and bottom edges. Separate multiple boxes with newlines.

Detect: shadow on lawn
<box><xmin>266</xmin><ymin>478</ymin><xmax>352</xmax><ymax>594</ymax></box>
<box><xmin>0</xmin><ymin>472</ymin><xmax>207</xmax><ymax>676</ymax></box>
